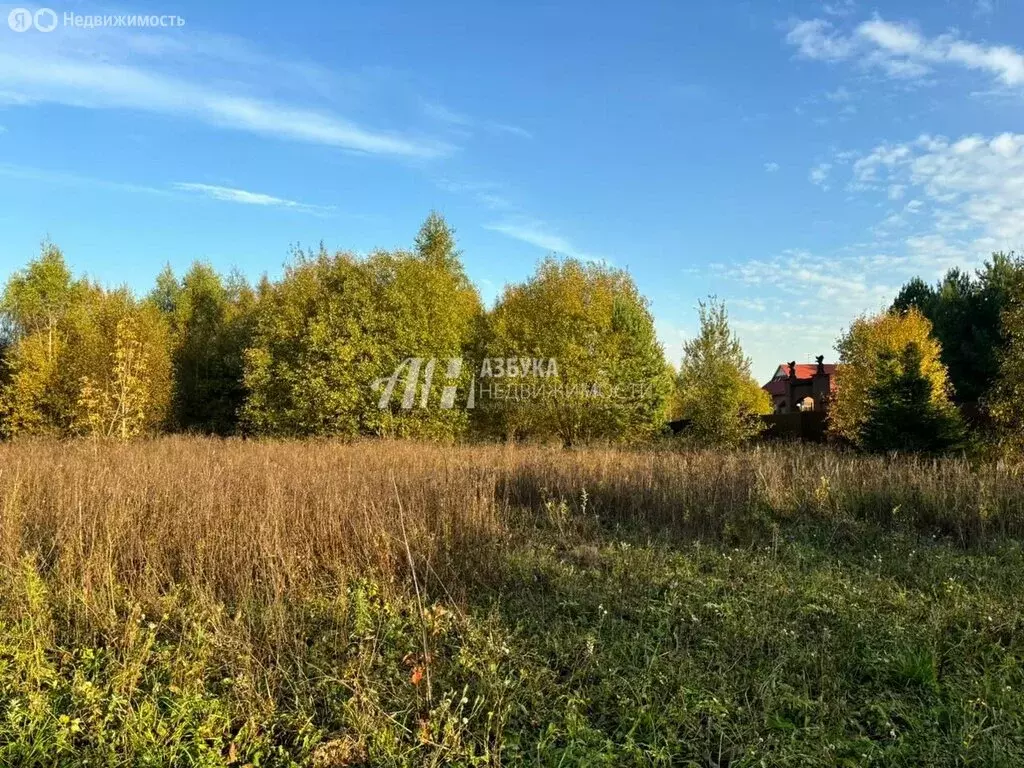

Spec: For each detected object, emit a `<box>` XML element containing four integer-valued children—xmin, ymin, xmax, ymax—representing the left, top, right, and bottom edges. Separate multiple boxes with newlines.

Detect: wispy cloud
<box><xmin>731</xmin><ymin>297</ymin><xmax>770</xmax><ymax>312</ymax></box>
<box><xmin>421</xmin><ymin>102</ymin><xmax>474</xmax><ymax>129</ymax></box>
<box><xmin>0</xmin><ymin>163</ymin><xmax>169</xmax><ymax>196</ymax></box>
<box><xmin>421</xmin><ymin>100</ymin><xmax>533</xmax><ymax>140</ymax></box>
<box><xmin>435</xmin><ymin>178</ymin><xmax>514</xmax><ymax>211</ymax></box>
<box><xmin>786</xmin><ymin>16</ymin><xmax>1024</xmax><ymax>87</ymax></box>
<box><xmin>711</xmin><ymin>249</ymin><xmax>896</xmax><ymax>328</ymax></box>
<box><xmin>822</xmin><ymin>0</ymin><xmax>857</xmax><ymax>17</ymax></box>
<box><xmin>764</xmin><ymin>161</ymin><xmax>781</xmax><ymax>172</ymax></box>
<box><xmin>485</xmin><ymin>220</ymin><xmax>604</xmax><ymax>263</ymax></box>
<box><xmin>0</xmin><ymin>165</ymin><xmax>333</xmax><ymax>215</ymax></box>
<box><xmin>786</xmin><ymin>19</ymin><xmax>857</xmax><ymax>61</ymax></box>
<box><xmin>173</xmin><ymin>183</ymin><xmax>332</xmax><ymax>214</ymax></box>
<box><xmin>0</xmin><ymin>28</ymin><xmax>449</xmax><ymax>159</ymax></box>
<box><xmin>438</xmin><ymin>181</ymin><xmax>599</xmax><ymax>270</ymax></box>
<box><xmin>824</xmin><ymin>85</ymin><xmax>853</xmax><ymax>101</ymax></box>
<box><xmin>490</xmin><ymin>122</ymin><xmax>534</xmax><ymax>139</ymax></box>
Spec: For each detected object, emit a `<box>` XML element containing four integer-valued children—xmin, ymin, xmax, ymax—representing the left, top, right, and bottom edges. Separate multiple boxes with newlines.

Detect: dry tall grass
<box><xmin>1</xmin><ymin>438</ymin><xmax>1022</xmax><ymax>610</ymax></box>
<box><xmin>3</xmin><ymin>439</ymin><xmax>1024</xmax><ymax>764</ymax></box>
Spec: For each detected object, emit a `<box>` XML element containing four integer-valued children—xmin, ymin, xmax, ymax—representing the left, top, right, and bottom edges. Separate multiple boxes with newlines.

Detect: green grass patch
<box><xmin>2</xmin><ymin>521</ymin><xmax>1024</xmax><ymax>766</ymax></box>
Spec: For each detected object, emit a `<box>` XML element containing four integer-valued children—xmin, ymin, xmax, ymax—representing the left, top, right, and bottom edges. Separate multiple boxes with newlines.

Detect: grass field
<box><xmin>1</xmin><ymin>439</ymin><xmax>1023</xmax><ymax>766</ymax></box>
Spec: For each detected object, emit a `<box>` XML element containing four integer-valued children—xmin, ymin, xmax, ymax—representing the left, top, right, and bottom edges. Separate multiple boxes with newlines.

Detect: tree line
<box><xmin>0</xmin><ymin>215</ymin><xmax>673</xmax><ymax>445</ymax></box>
<box><xmin>1</xmin><ymin>214</ymin><xmax>1023</xmax><ymax>453</ymax></box>
<box><xmin>830</xmin><ymin>251</ymin><xmax>1024</xmax><ymax>453</ymax></box>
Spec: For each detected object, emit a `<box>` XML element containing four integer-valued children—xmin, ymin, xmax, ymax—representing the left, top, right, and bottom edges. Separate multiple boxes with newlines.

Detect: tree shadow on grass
<box><xmin>451</xmin><ymin>513</ymin><xmax>1024</xmax><ymax>767</ymax></box>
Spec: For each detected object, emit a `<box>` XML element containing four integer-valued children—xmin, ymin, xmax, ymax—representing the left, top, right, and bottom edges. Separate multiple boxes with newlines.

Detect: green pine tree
<box><xmin>860</xmin><ymin>343</ymin><xmax>966</xmax><ymax>454</ymax></box>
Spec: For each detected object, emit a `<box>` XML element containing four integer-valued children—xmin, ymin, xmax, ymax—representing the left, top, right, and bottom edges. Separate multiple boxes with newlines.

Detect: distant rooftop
<box><xmin>763</xmin><ymin>362</ymin><xmax>837</xmax><ymax>396</ymax></box>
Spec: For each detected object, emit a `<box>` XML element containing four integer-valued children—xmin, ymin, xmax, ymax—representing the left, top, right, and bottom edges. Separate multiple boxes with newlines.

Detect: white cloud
<box><xmin>173</xmin><ymin>183</ymin><xmax>331</xmax><ymax>214</ymax></box>
<box><xmin>851</xmin><ymin>132</ymin><xmax>1024</xmax><ymax>257</ymax></box>
<box><xmin>484</xmin><ymin>220</ymin><xmax>604</xmax><ymax>263</ymax></box>
<box><xmin>764</xmin><ymin>161</ymin><xmax>780</xmax><ymax>172</ymax></box>
<box><xmin>731</xmin><ymin>297</ymin><xmax>769</xmax><ymax>312</ymax></box>
<box><xmin>491</xmin><ymin>123</ymin><xmax>534</xmax><ymax>139</ymax></box>
<box><xmin>709</xmin><ymin>249</ymin><xmax>896</xmax><ymax>365</ymax></box>
<box><xmin>422</xmin><ymin>101</ymin><xmax>473</xmax><ymax>128</ymax></box>
<box><xmin>822</xmin><ymin>0</ymin><xmax>857</xmax><ymax>17</ymax></box>
<box><xmin>702</xmin><ymin>127</ymin><xmax>1024</xmax><ymax>367</ymax></box>
<box><xmin>851</xmin><ymin>143</ymin><xmax>911</xmax><ymax>181</ymax></box>
<box><xmin>436</xmin><ymin>178</ymin><xmax>515</xmax><ymax>211</ymax></box>
<box><xmin>422</xmin><ymin>100</ymin><xmax>533</xmax><ymax>140</ymax></box>
<box><xmin>809</xmin><ymin>162</ymin><xmax>833</xmax><ymax>187</ymax></box>
<box><xmin>857</xmin><ymin>19</ymin><xmax>922</xmax><ymax>56</ymax></box>
<box><xmin>786</xmin><ymin>19</ymin><xmax>856</xmax><ymax>61</ymax></box>
<box><xmin>786</xmin><ymin>16</ymin><xmax>1024</xmax><ymax>88</ymax></box>
<box><xmin>0</xmin><ymin>28</ymin><xmax>448</xmax><ymax>159</ymax></box>
<box><xmin>0</xmin><ymin>166</ymin><xmax>336</xmax><ymax>219</ymax></box>
<box><xmin>824</xmin><ymin>86</ymin><xmax>853</xmax><ymax>101</ymax></box>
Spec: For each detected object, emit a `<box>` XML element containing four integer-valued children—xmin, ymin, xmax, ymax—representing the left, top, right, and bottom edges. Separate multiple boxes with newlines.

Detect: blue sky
<box><xmin>1</xmin><ymin>0</ymin><xmax>1022</xmax><ymax>379</ymax></box>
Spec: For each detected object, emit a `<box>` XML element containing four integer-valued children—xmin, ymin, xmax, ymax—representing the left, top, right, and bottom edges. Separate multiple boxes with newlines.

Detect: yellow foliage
<box><xmin>1</xmin><ymin>285</ymin><xmax>171</xmax><ymax>439</ymax></box>
<box><xmin>483</xmin><ymin>257</ymin><xmax>671</xmax><ymax>445</ymax></box>
<box><xmin>76</xmin><ymin>316</ymin><xmax>159</xmax><ymax>439</ymax></box>
<box><xmin>830</xmin><ymin>308</ymin><xmax>953</xmax><ymax>441</ymax></box>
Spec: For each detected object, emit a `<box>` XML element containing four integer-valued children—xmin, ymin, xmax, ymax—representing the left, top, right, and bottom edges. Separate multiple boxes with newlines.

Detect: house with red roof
<box><xmin>763</xmin><ymin>356</ymin><xmax>837</xmax><ymax>414</ymax></box>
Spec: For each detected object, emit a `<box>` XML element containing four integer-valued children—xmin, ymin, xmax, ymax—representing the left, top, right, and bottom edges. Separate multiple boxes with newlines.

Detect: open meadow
<box><xmin>1</xmin><ymin>439</ymin><xmax>1023</xmax><ymax>766</ymax></box>
<box><xmin>8</xmin><ymin>0</ymin><xmax>1024</xmax><ymax>764</ymax></box>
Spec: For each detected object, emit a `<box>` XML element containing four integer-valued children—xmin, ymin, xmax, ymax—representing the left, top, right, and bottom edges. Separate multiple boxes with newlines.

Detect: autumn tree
<box><xmin>0</xmin><ymin>338</ymin><xmax>8</xmax><ymax>391</ymax></box>
<box><xmin>66</xmin><ymin>288</ymin><xmax>172</xmax><ymax>439</ymax></box>
<box><xmin>152</xmin><ymin>263</ymin><xmax>256</xmax><ymax>434</ymax></box>
<box><xmin>859</xmin><ymin>343</ymin><xmax>965</xmax><ymax>454</ymax></box>
<box><xmin>241</xmin><ymin>214</ymin><xmax>481</xmax><ymax>439</ymax></box>
<box><xmin>1</xmin><ymin>241</ymin><xmax>80</xmax><ymax>361</ymax></box>
<box><xmin>830</xmin><ymin>308</ymin><xmax>955</xmax><ymax>446</ymax></box>
<box><xmin>891</xmin><ymin>253</ymin><xmax>1024</xmax><ymax>403</ymax></box>
<box><xmin>0</xmin><ymin>329</ymin><xmax>64</xmax><ymax>436</ymax></box>
<box><xmin>989</xmin><ymin>278</ymin><xmax>1024</xmax><ymax>452</ymax></box>
<box><xmin>673</xmin><ymin>298</ymin><xmax>770</xmax><ymax>446</ymax></box>
<box><xmin>482</xmin><ymin>257</ymin><xmax>671</xmax><ymax>445</ymax></box>
<box><xmin>0</xmin><ymin>246</ymin><xmax>171</xmax><ymax>439</ymax></box>
<box><xmin>76</xmin><ymin>312</ymin><xmax>167</xmax><ymax>439</ymax></box>
<box><xmin>0</xmin><ymin>244</ymin><xmax>83</xmax><ymax>435</ymax></box>
<box><xmin>370</xmin><ymin>213</ymin><xmax>483</xmax><ymax>438</ymax></box>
